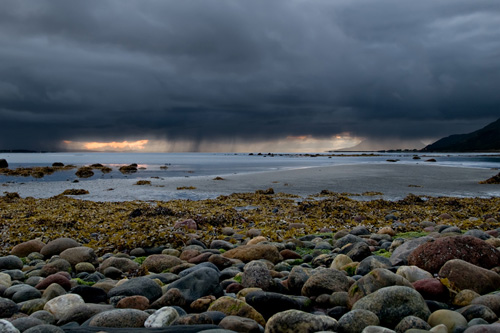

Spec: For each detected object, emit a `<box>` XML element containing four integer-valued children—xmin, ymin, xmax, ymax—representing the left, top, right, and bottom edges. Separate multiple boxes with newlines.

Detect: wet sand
<box><xmin>2</xmin><ymin>163</ymin><xmax>499</xmax><ymax>201</ymax></box>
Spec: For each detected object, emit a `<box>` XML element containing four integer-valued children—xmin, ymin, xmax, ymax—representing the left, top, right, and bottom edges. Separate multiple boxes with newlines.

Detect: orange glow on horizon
<box><xmin>63</xmin><ymin>140</ymin><xmax>149</xmax><ymax>151</ymax></box>
<box><xmin>286</xmin><ymin>135</ymin><xmax>311</xmax><ymax>141</ymax></box>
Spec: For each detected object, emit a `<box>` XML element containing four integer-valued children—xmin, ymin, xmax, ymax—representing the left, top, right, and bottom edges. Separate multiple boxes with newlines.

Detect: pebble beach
<box><xmin>1</xmin><ymin>161</ymin><xmax>500</xmax><ymax>332</ymax></box>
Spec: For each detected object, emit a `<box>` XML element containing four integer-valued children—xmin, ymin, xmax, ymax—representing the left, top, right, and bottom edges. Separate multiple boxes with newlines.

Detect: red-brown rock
<box><xmin>142</xmin><ymin>254</ymin><xmax>183</xmax><ymax>273</ymax></box>
<box><xmin>116</xmin><ymin>295</ymin><xmax>150</xmax><ymax>310</ymax></box>
<box><xmin>179</xmin><ymin>249</ymin><xmax>201</xmax><ymax>261</ymax></box>
<box><xmin>99</xmin><ymin>257</ymin><xmax>139</xmax><ymax>273</ymax></box>
<box><xmin>188</xmin><ymin>252</ymin><xmax>212</xmax><ymax>264</ymax></box>
<box><xmin>408</xmin><ymin>236</ymin><xmax>500</xmax><ymax>274</ymax></box>
<box><xmin>222</xmin><ymin>244</ymin><xmax>283</xmax><ymax>264</ymax></box>
<box><xmin>439</xmin><ymin>259</ymin><xmax>500</xmax><ymax>295</ymax></box>
<box><xmin>35</xmin><ymin>273</ymin><xmax>71</xmax><ymax>291</ymax></box>
<box><xmin>10</xmin><ymin>239</ymin><xmax>45</xmax><ymax>257</ymax></box>
<box><xmin>280</xmin><ymin>249</ymin><xmax>302</xmax><ymax>260</ymax></box>
<box><xmin>412</xmin><ymin>278</ymin><xmax>450</xmax><ymax>302</ymax></box>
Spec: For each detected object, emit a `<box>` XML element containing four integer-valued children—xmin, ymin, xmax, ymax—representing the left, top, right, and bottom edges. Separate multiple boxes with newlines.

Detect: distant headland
<box><xmin>423</xmin><ymin>117</ymin><xmax>500</xmax><ymax>152</ymax></box>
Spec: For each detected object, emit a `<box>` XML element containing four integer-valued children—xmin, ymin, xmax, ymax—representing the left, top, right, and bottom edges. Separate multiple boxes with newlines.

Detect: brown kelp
<box><xmin>0</xmin><ymin>192</ymin><xmax>499</xmax><ymax>255</ymax></box>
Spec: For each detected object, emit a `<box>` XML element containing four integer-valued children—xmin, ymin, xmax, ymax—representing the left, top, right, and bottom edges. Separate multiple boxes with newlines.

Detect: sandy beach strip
<box><xmin>1</xmin><ymin>163</ymin><xmax>499</xmax><ymax>202</ymax></box>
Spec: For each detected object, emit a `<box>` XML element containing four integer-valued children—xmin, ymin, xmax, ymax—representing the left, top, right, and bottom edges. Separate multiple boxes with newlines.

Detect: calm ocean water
<box><xmin>1</xmin><ymin>152</ymin><xmax>499</xmax><ymax>183</ymax></box>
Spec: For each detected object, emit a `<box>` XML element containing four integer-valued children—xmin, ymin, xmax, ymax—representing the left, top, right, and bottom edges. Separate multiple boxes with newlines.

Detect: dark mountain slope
<box><xmin>423</xmin><ymin>118</ymin><xmax>500</xmax><ymax>152</ymax></box>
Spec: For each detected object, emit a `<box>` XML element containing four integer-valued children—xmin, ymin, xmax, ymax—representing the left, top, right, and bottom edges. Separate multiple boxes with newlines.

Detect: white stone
<box><xmin>43</xmin><ymin>294</ymin><xmax>85</xmax><ymax>320</ymax></box>
<box><xmin>0</xmin><ymin>272</ymin><xmax>12</xmax><ymax>287</ymax></box>
<box><xmin>430</xmin><ymin>324</ymin><xmax>449</xmax><ymax>333</ymax></box>
<box><xmin>144</xmin><ymin>306</ymin><xmax>180</xmax><ymax>328</ymax></box>
<box><xmin>396</xmin><ymin>265</ymin><xmax>433</xmax><ymax>283</ymax></box>
<box><xmin>0</xmin><ymin>319</ymin><xmax>20</xmax><ymax>333</ymax></box>
<box><xmin>361</xmin><ymin>326</ymin><xmax>396</xmax><ymax>333</ymax></box>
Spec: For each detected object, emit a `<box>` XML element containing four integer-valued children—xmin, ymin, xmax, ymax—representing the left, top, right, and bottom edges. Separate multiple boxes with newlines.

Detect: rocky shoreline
<box><xmin>1</xmin><ymin>193</ymin><xmax>500</xmax><ymax>332</ymax></box>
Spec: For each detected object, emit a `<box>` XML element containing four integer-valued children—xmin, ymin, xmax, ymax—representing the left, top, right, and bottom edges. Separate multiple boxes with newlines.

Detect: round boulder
<box><xmin>395</xmin><ymin>265</ymin><xmax>433</xmax><ymax>283</ymax></box>
<box><xmin>166</xmin><ymin>267</ymin><xmax>223</xmax><ymax>304</ymax></box>
<box><xmin>0</xmin><ymin>298</ymin><xmax>19</xmax><ymax>318</ymax></box>
<box><xmin>142</xmin><ymin>254</ymin><xmax>183</xmax><ymax>273</ymax></box>
<box><xmin>394</xmin><ymin>315</ymin><xmax>431</xmax><ymax>332</ymax></box>
<box><xmin>144</xmin><ymin>306</ymin><xmax>180</xmax><ymax>328</ymax></box>
<box><xmin>348</xmin><ymin>268</ymin><xmax>413</xmax><ymax>308</ymax></box>
<box><xmin>242</xmin><ymin>261</ymin><xmax>273</xmax><ymax>290</ymax></box>
<box><xmin>222</xmin><ymin>244</ymin><xmax>283</xmax><ymax>264</ymax></box>
<box><xmin>99</xmin><ymin>257</ymin><xmax>139</xmax><ymax>273</ymax></box>
<box><xmin>352</xmin><ymin>286</ymin><xmax>431</xmax><ymax>329</ymax></box>
<box><xmin>207</xmin><ymin>296</ymin><xmax>265</xmax><ymax>327</ymax></box>
<box><xmin>301</xmin><ymin>268</ymin><xmax>351</xmax><ymax>297</ymax></box>
<box><xmin>88</xmin><ymin>309</ymin><xmax>149</xmax><ymax>328</ymax></box>
<box><xmin>0</xmin><ymin>319</ymin><xmax>19</xmax><ymax>333</ymax></box>
<box><xmin>10</xmin><ymin>240</ymin><xmax>45</xmax><ymax>258</ymax></box>
<box><xmin>40</xmin><ymin>238</ymin><xmax>80</xmax><ymax>258</ymax></box>
<box><xmin>471</xmin><ymin>294</ymin><xmax>500</xmax><ymax>316</ymax></box>
<box><xmin>59</xmin><ymin>246</ymin><xmax>98</xmax><ymax>266</ymax></box>
<box><xmin>245</xmin><ymin>290</ymin><xmax>302</xmax><ymax>320</ymax></box>
<box><xmin>108</xmin><ymin>277</ymin><xmax>162</xmax><ymax>302</ymax></box>
<box><xmin>219</xmin><ymin>315</ymin><xmax>260</xmax><ymax>333</ymax></box>
<box><xmin>0</xmin><ymin>255</ymin><xmax>23</xmax><ymax>271</ymax></box>
<box><xmin>43</xmin><ymin>294</ymin><xmax>85</xmax><ymax>320</ymax></box>
<box><xmin>355</xmin><ymin>256</ymin><xmax>392</xmax><ymax>276</ymax></box>
<box><xmin>337</xmin><ymin>309</ymin><xmax>379</xmax><ymax>333</ymax></box>
<box><xmin>438</xmin><ymin>259</ymin><xmax>500</xmax><ymax>295</ymax></box>
<box><xmin>427</xmin><ymin>309</ymin><xmax>467</xmax><ymax>332</ymax></box>
<box><xmin>265</xmin><ymin>309</ymin><xmax>338</xmax><ymax>333</ymax></box>
<box><xmin>408</xmin><ymin>236</ymin><xmax>500</xmax><ymax>274</ymax></box>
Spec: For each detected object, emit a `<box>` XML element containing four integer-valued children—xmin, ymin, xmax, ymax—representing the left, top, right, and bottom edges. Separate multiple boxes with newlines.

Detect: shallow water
<box><xmin>1</xmin><ymin>152</ymin><xmax>499</xmax><ymax>202</ymax></box>
<box><xmin>1</xmin><ymin>152</ymin><xmax>499</xmax><ymax>183</ymax></box>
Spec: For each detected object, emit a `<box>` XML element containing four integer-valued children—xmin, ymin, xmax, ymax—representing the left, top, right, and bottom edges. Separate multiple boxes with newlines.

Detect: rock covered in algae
<box><xmin>480</xmin><ymin>172</ymin><xmax>500</xmax><ymax>184</ymax></box>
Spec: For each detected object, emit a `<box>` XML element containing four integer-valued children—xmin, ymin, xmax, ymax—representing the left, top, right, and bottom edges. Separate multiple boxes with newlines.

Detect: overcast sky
<box><xmin>0</xmin><ymin>0</ymin><xmax>499</xmax><ymax>152</ymax></box>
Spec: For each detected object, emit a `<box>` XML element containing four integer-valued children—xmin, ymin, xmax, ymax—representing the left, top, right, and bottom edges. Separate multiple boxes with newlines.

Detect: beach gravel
<box><xmin>1</xmin><ymin>185</ymin><xmax>500</xmax><ymax>331</ymax></box>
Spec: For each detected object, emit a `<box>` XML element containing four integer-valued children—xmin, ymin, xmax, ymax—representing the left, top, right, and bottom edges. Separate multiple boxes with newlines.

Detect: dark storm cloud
<box><xmin>0</xmin><ymin>0</ymin><xmax>499</xmax><ymax>150</ymax></box>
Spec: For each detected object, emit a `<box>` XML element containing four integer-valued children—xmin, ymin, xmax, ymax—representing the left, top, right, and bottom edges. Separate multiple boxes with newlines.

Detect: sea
<box><xmin>1</xmin><ymin>151</ymin><xmax>499</xmax><ymax>184</ymax></box>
